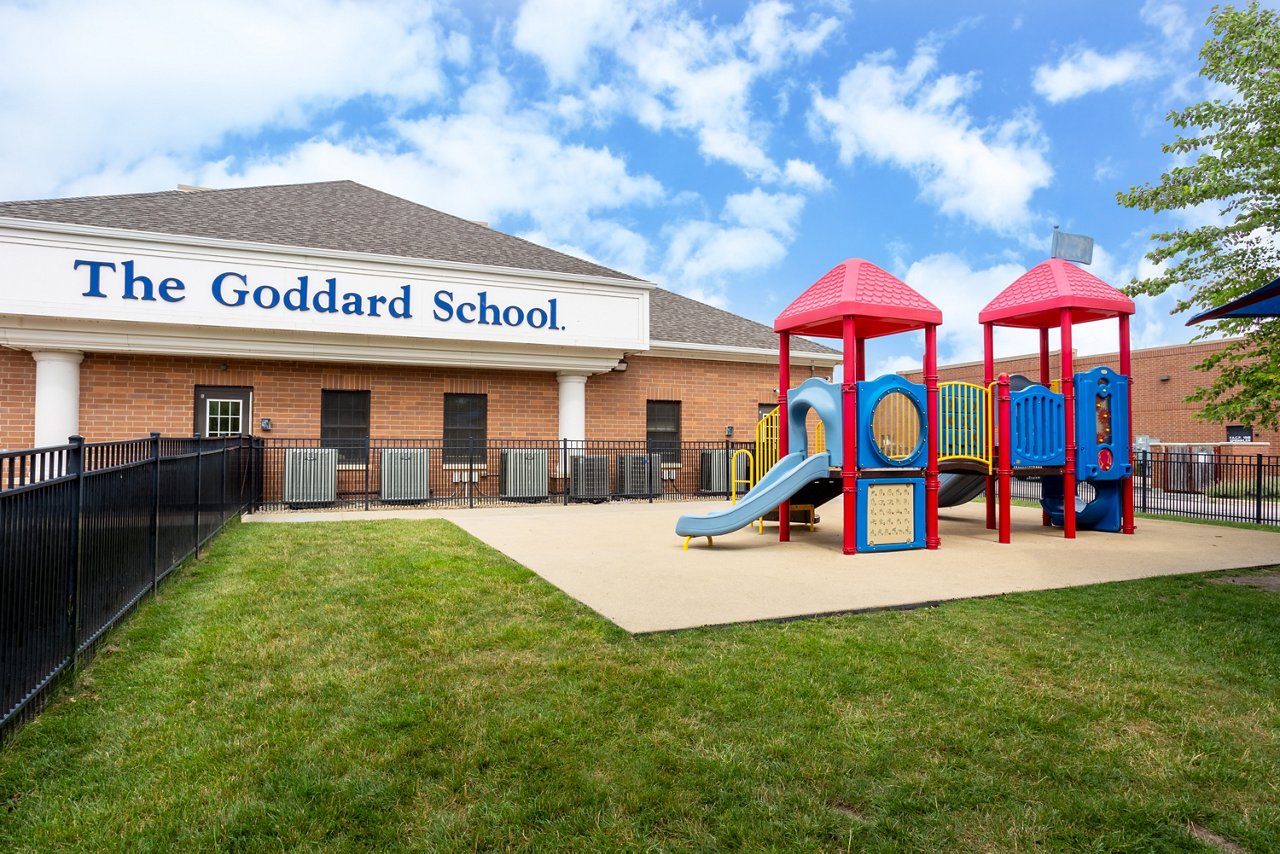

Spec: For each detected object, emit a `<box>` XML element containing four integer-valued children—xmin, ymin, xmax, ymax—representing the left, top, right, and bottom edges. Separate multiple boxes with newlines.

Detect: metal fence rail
<box><xmin>257</xmin><ymin>438</ymin><xmax>757</xmax><ymax>511</ymax></box>
<box><xmin>1009</xmin><ymin>450</ymin><xmax>1280</xmax><ymax>526</ymax></box>
<box><xmin>1</xmin><ymin>434</ymin><xmax>257</xmax><ymax>740</ymax></box>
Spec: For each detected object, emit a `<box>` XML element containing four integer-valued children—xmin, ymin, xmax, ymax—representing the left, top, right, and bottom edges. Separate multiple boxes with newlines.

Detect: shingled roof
<box><xmin>0</xmin><ymin>180</ymin><xmax>834</xmax><ymax>356</ymax></box>
<box><xmin>775</xmin><ymin>258</ymin><xmax>942</xmax><ymax>339</ymax></box>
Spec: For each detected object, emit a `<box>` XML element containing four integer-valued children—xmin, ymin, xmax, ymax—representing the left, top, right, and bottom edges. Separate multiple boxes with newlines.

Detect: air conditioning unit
<box><xmin>283</xmin><ymin>448</ymin><xmax>337</xmax><ymax>506</ymax></box>
<box><xmin>569</xmin><ymin>454</ymin><xmax>609</xmax><ymax>501</ymax></box>
<box><xmin>501</xmin><ymin>448</ymin><xmax>549</xmax><ymax>500</ymax></box>
<box><xmin>616</xmin><ymin>453</ymin><xmax>663</xmax><ymax>498</ymax></box>
<box><xmin>699</xmin><ymin>449</ymin><xmax>751</xmax><ymax>494</ymax></box>
<box><xmin>380</xmin><ymin>448</ymin><xmax>431</xmax><ymax>502</ymax></box>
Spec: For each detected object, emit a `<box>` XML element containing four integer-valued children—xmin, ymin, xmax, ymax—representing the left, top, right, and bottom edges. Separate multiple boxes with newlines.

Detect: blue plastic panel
<box><xmin>1009</xmin><ymin>385</ymin><xmax>1066</xmax><ymax>467</ymax></box>
<box><xmin>1074</xmin><ymin>366</ymin><xmax>1132</xmax><ymax>481</ymax></box>
<box><xmin>856</xmin><ymin>477</ymin><xmax>926</xmax><ymax>552</ymax></box>
<box><xmin>856</xmin><ymin>375</ymin><xmax>928</xmax><ymax>469</ymax></box>
<box><xmin>786</xmin><ymin>378</ymin><xmax>844</xmax><ymax>467</ymax></box>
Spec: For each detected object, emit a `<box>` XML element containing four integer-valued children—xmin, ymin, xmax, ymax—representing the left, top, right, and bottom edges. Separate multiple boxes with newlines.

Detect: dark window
<box><xmin>758</xmin><ymin>403</ymin><xmax>778</xmax><ymax>422</ymax></box>
<box><xmin>444</xmin><ymin>393</ymin><xmax>487</xmax><ymax>464</ymax></box>
<box><xmin>647</xmin><ymin>400</ymin><xmax>680</xmax><ymax>463</ymax></box>
<box><xmin>321</xmin><ymin>390</ymin><xmax>370</xmax><ymax>464</ymax></box>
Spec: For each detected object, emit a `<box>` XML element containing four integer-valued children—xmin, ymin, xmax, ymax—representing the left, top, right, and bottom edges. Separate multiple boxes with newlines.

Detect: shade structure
<box><xmin>980</xmin><ymin>258</ymin><xmax>1133</xmax><ymax>329</ymax></box>
<box><xmin>774</xmin><ymin>258</ymin><xmax>942</xmax><ymax>339</ymax></box>
<box><xmin>1186</xmin><ymin>277</ymin><xmax>1280</xmax><ymax>325</ymax></box>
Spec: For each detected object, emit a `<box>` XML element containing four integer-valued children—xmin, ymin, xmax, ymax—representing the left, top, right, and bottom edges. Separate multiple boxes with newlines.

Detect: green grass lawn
<box><xmin>2</xmin><ymin>519</ymin><xmax>1278</xmax><ymax>852</ymax></box>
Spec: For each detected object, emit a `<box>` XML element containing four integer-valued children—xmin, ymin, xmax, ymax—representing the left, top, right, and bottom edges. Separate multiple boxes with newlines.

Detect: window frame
<box><xmin>443</xmin><ymin>392</ymin><xmax>488</xmax><ymax>465</ymax></box>
<box><xmin>646</xmin><ymin>399</ymin><xmax>681</xmax><ymax>464</ymax></box>
<box><xmin>320</xmin><ymin>389</ymin><xmax>371</xmax><ymax>466</ymax></box>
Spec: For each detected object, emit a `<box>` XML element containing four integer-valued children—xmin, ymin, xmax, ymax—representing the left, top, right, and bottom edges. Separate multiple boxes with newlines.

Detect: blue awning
<box><xmin>1186</xmin><ymin>277</ymin><xmax>1280</xmax><ymax>325</ymax></box>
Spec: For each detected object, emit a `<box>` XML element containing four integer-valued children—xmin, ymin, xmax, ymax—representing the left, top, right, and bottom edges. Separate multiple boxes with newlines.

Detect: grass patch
<box><xmin>2</xmin><ymin>519</ymin><xmax>1279</xmax><ymax>851</ymax></box>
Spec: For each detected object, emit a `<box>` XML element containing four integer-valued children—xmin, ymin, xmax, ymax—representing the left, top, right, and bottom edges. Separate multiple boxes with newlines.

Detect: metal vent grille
<box><xmin>380</xmin><ymin>449</ymin><xmax>431</xmax><ymax>501</ymax></box>
<box><xmin>500</xmin><ymin>449</ymin><xmax>549</xmax><ymax>500</ymax></box>
<box><xmin>283</xmin><ymin>448</ymin><xmax>338</xmax><ymax>505</ymax></box>
<box><xmin>569</xmin><ymin>455</ymin><xmax>609</xmax><ymax>501</ymax></box>
<box><xmin>616</xmin><ymin>454</ymin><xmax>662</xmax><ymax>497</ymax></box>
<box><xmin>699</xmin><ymin>449</ymin><xmax>750</xmax><ymax>494</ymax></box>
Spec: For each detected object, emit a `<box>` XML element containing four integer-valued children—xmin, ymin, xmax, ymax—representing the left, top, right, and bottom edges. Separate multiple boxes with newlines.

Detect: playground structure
<box><xmin>971</xmin><ymin>258</ymin><xmax>1136</xmax><ymax>541</ymax></box>
<box><xmin>678</xmin><ymin>258</ymin><xmax>943</xmax><ymax>555</ymax></box>
<box><xmin>676</xmin><ymin>255</ymin><xmax>1138</xmax><ymax>555</ymax></box>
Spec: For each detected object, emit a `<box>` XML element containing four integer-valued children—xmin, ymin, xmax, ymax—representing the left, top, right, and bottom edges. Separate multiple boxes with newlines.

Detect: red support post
<box><xmin>983</xmin><ymin>322</ymin><xmax>996</xmax><ymax>531</ymax></box>
<box><xmin>856</xmin><ymin>343</ymin><xmax>866</xmax><ymax>382</ymax></box>
<box><xmin>1040</xmin><ymin>327</ymin><xmax>1051</xmax><ymax>526</ymax></box>
<box><xmin>997</xmin><ymin>374</ymin><xmax>1012</xmax><ymax>544</ymax></box>
<box><xmin>924</xmin><ymin>324</ymin><xmax>940</xmax><ymax>549</ymax></box>
<box><xmin>842</xmin><ymin>317</ymin><xmax>859</xmax><ymax>555</ymax></box>
<box><xmin>1060</xmin><ymin>308</ymin><xmax>1077</xmax><ymax>539</ymax></box>
<box><xmin>779</xmin><ymin>331</ymin><xmax>791</xmax><ymax>543</ymax></box>
<box><xmin>1119</xmin><ymin>314</ymin><xmax>1136</xmax><ymax>534</ymax></box>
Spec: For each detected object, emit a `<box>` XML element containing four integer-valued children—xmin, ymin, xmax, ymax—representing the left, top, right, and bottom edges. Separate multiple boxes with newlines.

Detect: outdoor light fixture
<box><xmin>259</xmin><ymin>417</ymin><xmax>273</xmax><ymax>431</ymax></box>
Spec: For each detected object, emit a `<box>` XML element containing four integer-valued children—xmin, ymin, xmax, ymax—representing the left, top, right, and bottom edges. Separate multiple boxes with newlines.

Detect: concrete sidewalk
<box><xmin>248</xmin><ymin>500</ymin><xmax>1280</xmax><ymax>634</ymax></box>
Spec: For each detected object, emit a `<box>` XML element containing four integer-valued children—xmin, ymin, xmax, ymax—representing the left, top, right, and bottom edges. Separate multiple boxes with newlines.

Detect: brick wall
<box><xmin>0</xmin><ymin>349</ymin><xmax>825</xmax><ymax>448</ymax></box>
<box><xmin>587</xmin><ymin>354</ymin><xmax>820</xmax><ymax>443</ymax></box>
<box><xmin>901</xmin><ymin>337</ymin><xmax>1277</xmax><ymax>447</ymax></box>
<box><xmin>0</xmin><ymin>347</ymin><xmax>36</xmax><ymax>450</ymax></box>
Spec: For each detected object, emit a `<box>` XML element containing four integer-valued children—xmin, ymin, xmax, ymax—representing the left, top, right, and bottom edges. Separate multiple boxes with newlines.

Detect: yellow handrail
<box><xmin>730</xmin><ymin>449</ymin><xmax>755</xmax><ymax>504</ymax></box>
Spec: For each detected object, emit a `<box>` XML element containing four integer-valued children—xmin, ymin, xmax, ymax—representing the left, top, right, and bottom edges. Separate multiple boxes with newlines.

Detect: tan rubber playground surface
<box><xmin>248</xmin><ymin>500</ymin><xmax>1280</xmax><ymax>634</ymax></box>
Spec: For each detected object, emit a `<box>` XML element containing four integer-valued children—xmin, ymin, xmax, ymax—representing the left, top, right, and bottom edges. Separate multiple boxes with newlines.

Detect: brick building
<box><xmin>902</xmin><ymin>338</ymin><xmax>1278</xmax><ymax>448</ymax></box>
<box><xmin>0</xmin><ymin>181</ymin><xmax>840</xmax><ymax>452</ymax></box>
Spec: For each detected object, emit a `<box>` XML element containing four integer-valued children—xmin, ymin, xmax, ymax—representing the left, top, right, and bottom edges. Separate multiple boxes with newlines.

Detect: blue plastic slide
<box><xmin>1040</xmin><ymin>476</ymin><xmax>1123</xmax><ymax>532</ymax></box>
<box><xmin>676</xmin><ymin>452</ymin><xmax>832</xmax><ymax>540</ymax></box>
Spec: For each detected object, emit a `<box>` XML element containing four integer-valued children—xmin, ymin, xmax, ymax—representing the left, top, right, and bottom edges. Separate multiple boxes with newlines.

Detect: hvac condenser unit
<box><xmin>699</xmin><ymin>449</ymin><xmax>751</xmax><ymax>494</ymax></box>
<box><xmin>380</xmin><ymin>448</ymin><xmax>431</xmax><ymax>502</ymax></box>
<box><xmin>283</xmin><ymin>448</ymin><xmax>338</xmax><ymax>506</ymax></box>
<box><xmin>500</xmin><ymin>448</ymin><xmax>549</xmax><ymax>500</ymax></box>
<box><xmin>616</xmin><ymin>454</ymin><xmax>663</xmax><ymax>498</ymax></box>
<box><xmin>569</xmin><ymin>454</ymin><xmax>609</xmax><ymax>501</ymax></box>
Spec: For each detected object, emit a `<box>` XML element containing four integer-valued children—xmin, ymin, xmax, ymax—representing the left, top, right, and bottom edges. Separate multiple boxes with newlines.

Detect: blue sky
<box><xmin>0</xmin><ymin>0</ymin><xmax>1244</xmax><ymax>374</ymax></box>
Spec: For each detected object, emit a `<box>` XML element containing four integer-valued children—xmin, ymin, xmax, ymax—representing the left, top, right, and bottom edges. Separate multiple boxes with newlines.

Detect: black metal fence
<box><xmin>1009</xmin><ymin>450</ymin><xmax>1280</xmax><ymax>526</ymax></box>
<box><xmin>1</xmin><ymin>434</ymin><xmax>256</xmax><ymax>740</ymax></box>
<box><xmin>257</xmin><ymin>438</ymin><xmax>756</xmax><ymax>511</ymax></box>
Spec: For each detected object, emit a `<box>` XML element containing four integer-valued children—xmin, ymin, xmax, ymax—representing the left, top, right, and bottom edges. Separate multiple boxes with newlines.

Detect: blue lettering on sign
<box><xmin>430</xmin><ymin>289</ymin><xmax>562</xmax><ymax>330</ymax></box>
<box><xmin>72</xmin><ymin>259</ymin><xmax>565</xmax><ymax>332</ymax></box>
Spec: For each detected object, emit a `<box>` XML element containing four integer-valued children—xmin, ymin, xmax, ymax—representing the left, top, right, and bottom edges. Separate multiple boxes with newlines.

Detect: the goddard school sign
<box><xmin>74</xmin><ymin>258</ymin><xmax>563</xmax><ymax>330</ymax></box>
<box><xmin>0</xmin><ymin>227</ymin><xmax>647</xmax><ymax>351</ymax></box>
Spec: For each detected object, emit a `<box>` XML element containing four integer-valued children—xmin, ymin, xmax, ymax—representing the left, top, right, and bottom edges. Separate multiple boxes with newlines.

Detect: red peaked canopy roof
<box><xmin>980</xmin><ymin>258</ymin><xmax>1134</xmax><ymax>329</ymax></box>
<box><xmin>774</xmin><ymin>258</ymin><xmax>942</xmax><ymax>339</ymax></box>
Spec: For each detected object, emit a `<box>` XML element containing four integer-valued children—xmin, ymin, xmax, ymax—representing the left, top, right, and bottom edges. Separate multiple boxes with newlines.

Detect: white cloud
<box><xmin>0</xmin><ymin>0</ymin><xmax>459</xmax><ymax>199</ymax></box>
<box><xmin>810</xmin><ymin>45</ymin><xmax>1053</xmax><ymax>232</ymax></box>
<box><xmin>659</xmin><ymin>189</ymin><xmax>807</xmax><ymax>306</ymax></box>
<box><xmin>512</xmin><ymin>0</ymin><xmax>637</xmax><ymax>85</ymax></box>
<box><xmin>512</xmin><ymin>0</ymin><xmax>840</xmax><ymax>182</ymax></box>
<box><xmin>1032</xmin><ymin>48</ymin><xmax>1155</xmax><ymax>103</ymax></box>
<box><xmin>783</xmin><ymin>159</ymin><xmax>829</xmax><ymax>191</ymax></box>
<box><xmin>1140</xmin><ymin>1</ymin><xmax>1195</xmax><ymax>49</ymax></box>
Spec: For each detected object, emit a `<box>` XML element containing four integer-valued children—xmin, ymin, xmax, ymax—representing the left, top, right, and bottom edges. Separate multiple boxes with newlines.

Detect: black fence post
<box><xmin>150</xmin><ymin>432</ymin><xmax>161</xmax><ymax>595</ymax></box>
<box><xmin>193</xmin><ymin>433</ymin><xmax>202</xmax><ymax>559</ymax></box>
<box><xmin>67</xmin><ymin>435</ymin><xmax>85</xmax><ymax>673</ymax></box>
<box><xmin>1256</xmin><ymin>453</ymin><xmax>1264</xmax><ymax>525</ymax></box>
<box><xmin>562</xmin><ymin>439</ymin><xmax>569</xmax><ymax>505</ymax></box>
<box><xmin>468</xmin><ymin>439</ymin><xmax>475</xmax><ymax>509</ymax></box>
<box><xmin>364</xmin><ymin>440</ymin><xmax>372</xmax><ymax>511</ymax></box>
<box><xmin>1141</xmin><ymin>449</ymin><xmax>1150</xmax><ymax>514</ymax></box>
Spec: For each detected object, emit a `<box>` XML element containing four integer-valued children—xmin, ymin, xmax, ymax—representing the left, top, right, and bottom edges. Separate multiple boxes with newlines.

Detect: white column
<box><xmin>32</xmin><ymin>350</ymin><xmax>84</xmax><ymax>447</ymax></box>
<box><xmin>556</xmin><ymin>372</ymin><xmax>588</xmax><ymax>443</ymax></box>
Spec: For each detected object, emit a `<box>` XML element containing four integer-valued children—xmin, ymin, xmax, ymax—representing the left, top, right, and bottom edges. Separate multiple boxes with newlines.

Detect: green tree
<box><xmin>1118</xmin><ymin>1</ymin><xmax>1280</xmax><ymax>431</ymax></box>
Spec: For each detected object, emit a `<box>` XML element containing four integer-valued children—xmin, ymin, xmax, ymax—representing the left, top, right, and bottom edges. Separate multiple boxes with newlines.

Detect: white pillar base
<box><xmin>32</xmin><ymin>350</ymin><xmax>84</xmax><ymax>448</ymax></box>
